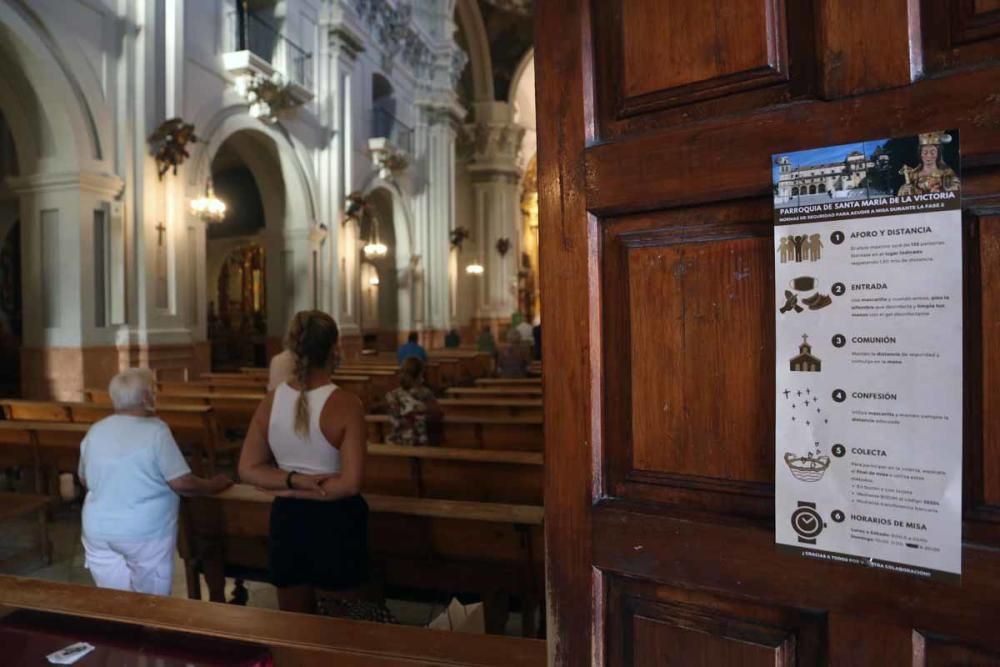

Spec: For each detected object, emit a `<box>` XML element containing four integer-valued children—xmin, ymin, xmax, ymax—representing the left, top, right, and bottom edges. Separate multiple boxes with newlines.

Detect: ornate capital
<box><xmin>461</xmin><ymin>120</ymin><xmax>526</xmax><ymax>168</ymax></box>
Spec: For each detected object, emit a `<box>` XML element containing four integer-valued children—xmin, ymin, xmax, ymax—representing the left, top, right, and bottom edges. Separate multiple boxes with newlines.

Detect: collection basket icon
<box><xmin>784</xmin><ymin>452</ymin><xmax>831</xmax><ymax>482</ymax></box>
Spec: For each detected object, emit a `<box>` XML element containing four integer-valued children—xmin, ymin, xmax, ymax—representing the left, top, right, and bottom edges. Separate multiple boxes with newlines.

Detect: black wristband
<box><xmin>286</xmin><ymin>470</ymin><xmax>296</xmax><ymax>489</ymax></box>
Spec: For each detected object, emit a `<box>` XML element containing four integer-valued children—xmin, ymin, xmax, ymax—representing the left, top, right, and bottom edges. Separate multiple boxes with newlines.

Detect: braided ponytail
<box><xmin>284</xmin><ymin>310</ymin><xmax>340</xmax><ymax>438</ymax></box>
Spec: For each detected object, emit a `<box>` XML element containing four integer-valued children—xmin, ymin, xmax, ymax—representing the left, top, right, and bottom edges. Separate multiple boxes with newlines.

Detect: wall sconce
<box><xmin>495</xmin><ymin>237</ymin><xmax>511</xmax><ymax>257</ymax></box>
<box><xmin>465</xmin><ymin>261</ymin><xmax>484</xmax><ymax>275</ymax></box>
<box><xmin>190</xmin><ymin>179</ymin><xmax>226</xmax><ymax>222</ymax></box>
<box><xmin>368</xmin><ymin>274</ymin><xmax>381</xmax><ymax>286</ymax></box>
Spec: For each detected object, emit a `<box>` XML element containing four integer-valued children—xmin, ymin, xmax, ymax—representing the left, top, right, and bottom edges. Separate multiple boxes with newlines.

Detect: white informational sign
<box><xmin>772</xmin><ymin>130</ymin><xmax>963</xmax><ymax>580</ymax></box>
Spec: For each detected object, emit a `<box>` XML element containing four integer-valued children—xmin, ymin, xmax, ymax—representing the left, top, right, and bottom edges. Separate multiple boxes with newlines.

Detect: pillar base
<box><xmin>21</xmin><ymin>343</ymin><xmax>211</xmax><ymax>400</ymax></box>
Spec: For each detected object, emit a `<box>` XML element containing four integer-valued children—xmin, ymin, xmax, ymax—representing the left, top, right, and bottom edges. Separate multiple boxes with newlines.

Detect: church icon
<box><xmin>790</xmin><ymin>334</ymin><xmax>821</xmax><ymax>372</ymax></box>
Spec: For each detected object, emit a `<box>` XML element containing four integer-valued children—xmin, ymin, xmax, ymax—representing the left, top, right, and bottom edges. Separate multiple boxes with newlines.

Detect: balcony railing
<box><xmin>225</xmin><ymin>9</ymin><xmax>312</xmax><ymax>90</ymax></box>
<box><xmin>372</xmin><ymin>108</ymin><xmax>413</xmax><ymax>155</ymax></box>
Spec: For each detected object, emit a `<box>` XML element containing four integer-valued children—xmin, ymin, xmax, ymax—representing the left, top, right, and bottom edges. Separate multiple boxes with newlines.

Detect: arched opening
<box><xmin>511</xmin><ymin>50</ymin><xmax>539</xmax><ymax>321</ymax></box>
<box><xmin>0</xmin><ymin>109</ymin><xmax>20</xmax><ymax>397</ymax></box>
<box><xmin>372</xmin><ymin>73</ymin><xmax>396</xmax><ymax>138</ymax></box>
<box><xmin>360</xmin><ymin>187</ymin><xmax>398</xmax><ymax>350</ymax></box>
<box><xmin>809</xmin><ymin>184</ymin><xmax>817</xmax><ymax>194</ymax></box>
<box><xmin>204</xmin><ymin>130</ymin><xmax>285</xmax><ymax>370</ymax></box>
<box><xmin>792</xmin><ymin>186</ymin><xmax>800</xmax><ymax>196</ymax></box>
<box><xmin>818</xmin><ymin>183</ymin><xmax>826</xmax><ymax>193</ymax></box>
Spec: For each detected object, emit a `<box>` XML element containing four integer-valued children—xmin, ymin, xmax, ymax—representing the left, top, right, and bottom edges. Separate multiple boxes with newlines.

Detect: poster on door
<box><xmin>772</xmin><ymin>130</ymin><xmax>963</xmax><ymax>581</ymax></box>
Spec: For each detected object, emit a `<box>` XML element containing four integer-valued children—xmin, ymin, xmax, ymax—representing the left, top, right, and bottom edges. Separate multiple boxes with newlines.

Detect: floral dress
<box><xmin>385</xmin><ymin>386</ymin><xmax>437</xmax><ymax>445</ymax></box>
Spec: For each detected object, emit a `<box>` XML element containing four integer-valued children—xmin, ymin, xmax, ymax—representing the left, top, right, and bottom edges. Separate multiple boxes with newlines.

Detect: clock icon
<box><xmin>791</xmin><ymin>501</ymin><xmax>825</xmax><ymax>544</ymax></box>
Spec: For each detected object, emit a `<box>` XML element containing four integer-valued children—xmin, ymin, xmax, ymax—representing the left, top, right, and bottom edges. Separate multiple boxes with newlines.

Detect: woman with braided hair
<box><xmin>238</xmin><ymin>310</ymin><xmax>368</xmax><ymax>614</ymax></box>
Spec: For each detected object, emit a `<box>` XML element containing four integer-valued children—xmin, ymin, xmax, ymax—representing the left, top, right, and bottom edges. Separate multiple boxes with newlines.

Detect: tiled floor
<box><xmin>1</xmin><ymin>504</ymin><xmax>524</xmax><ymax>634</ymax></box>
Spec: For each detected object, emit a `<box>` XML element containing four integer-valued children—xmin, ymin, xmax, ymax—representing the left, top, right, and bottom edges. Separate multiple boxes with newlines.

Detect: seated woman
<box><xmin>496</xmin><ymin>329</ymin><xmax>530</xmax><ymax>378</ymax></box>
<box><xmin>384</xmin><ymin>357</ymin><xmax>442</xmax><ymax>446</ymax></box>
<box><xmin>79</xmin><ymin>368</ymin><xmax>232</xmax><ymax>596</ymax></box>
<box><xmin>238</xmin><ymin>310</ymin><xmax>368</xmax><ymax>614</ymax></box>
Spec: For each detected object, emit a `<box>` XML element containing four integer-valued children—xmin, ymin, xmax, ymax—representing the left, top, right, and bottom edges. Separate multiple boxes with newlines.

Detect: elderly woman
<box><xmin>78</xmin><ymin>368</ymin><xmax>231</xmax><ymax>596</ymax></box>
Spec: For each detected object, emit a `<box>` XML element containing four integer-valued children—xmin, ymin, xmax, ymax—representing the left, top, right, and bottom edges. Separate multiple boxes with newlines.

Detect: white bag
<box><xmin>427</xmin><ymin>598</ymin><xmax>485</xmax><ymax>634</ymax></box>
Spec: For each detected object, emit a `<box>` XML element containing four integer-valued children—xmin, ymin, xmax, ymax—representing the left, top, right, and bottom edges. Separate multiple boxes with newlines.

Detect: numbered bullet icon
<box><xmin>832</xmin><ymin>444</ymin><xmax>846</xmax><ymax>458</ymax></box>
<box><xmin>832</xmin><ymin>389</ymin><xmax>847</xmax><ymax>403</ymax></box>
<box><xmin>831</xmin><ymin>282</ymin><xmax>846</xmax><ymax>296</ymax></box>
<box><xmin>831</xmin><ymin>231</ymin><xmax>845</xmax><ymax>245</ymax></box>
<box><xmin>831</xmin><ymin>509</ymin><xmax>846</xmax><ymax>523</ymax></box>
<box><xmin>832</xmin><ymin>334</ymin><xmax>846</xmax><ymax>348</ymax></box>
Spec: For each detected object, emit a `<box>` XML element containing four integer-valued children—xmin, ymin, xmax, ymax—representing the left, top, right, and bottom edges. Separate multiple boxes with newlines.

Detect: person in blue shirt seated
<box><xmin>397</xmin><ymin>331</ymin><xmax>428</xmax><ymax>364</ymax></box>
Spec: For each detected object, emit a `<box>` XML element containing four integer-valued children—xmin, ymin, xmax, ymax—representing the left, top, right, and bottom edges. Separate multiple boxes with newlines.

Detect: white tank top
<box><xmin>268</xmin><ymin>382</ymin><xmax>341</xmax><ymax>475</ymax></box>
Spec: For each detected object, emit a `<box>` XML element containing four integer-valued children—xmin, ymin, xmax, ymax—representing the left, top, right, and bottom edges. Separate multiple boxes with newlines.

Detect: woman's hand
<box><xmin>210</xmin><ymin>474</ymin><xmax>234</xmax><ymax>493</ymax></box>
<box><xmin>290</xmin><ymin>472</ymin><xmax>335</xmax><ymax>496</ymax></box>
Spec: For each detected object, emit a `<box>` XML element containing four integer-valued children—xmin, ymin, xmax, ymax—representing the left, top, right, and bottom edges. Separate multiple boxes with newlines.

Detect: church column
<box><xmin>10</xmin><ymin>171</ymin><xmax>125</xmax><ymax>399</ymax></box>
<box><xmin>413</xmin><ymin>103</ymin><xmax>462</xmax><ymax>342</ymax></box>
<box><xmin>326</xmin><ymin>25</ymin><xmax>364</xmax><ymax>354</ymax></box>
<box><xmin>466</xmin><ymin>101</ymin><xmax>525</xmax><ymax>324</ymax></box>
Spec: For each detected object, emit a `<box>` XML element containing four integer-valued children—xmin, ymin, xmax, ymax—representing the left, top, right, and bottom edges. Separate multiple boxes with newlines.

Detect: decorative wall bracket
<box><xmin>496</xmin><ymin>237</ymin><xmax>511</xmax><ymax>257</ymax></box>
<box><xmin>450</xmin><ymin>227</ymin><xmax>470</xmax><ymax>251</ymax></box>
<box><xmin>368</xmin><ymin>137</ymin><xmax>409</xmax><ymax>179</ymax></box>
<box><xmin>148</xmin><ymin>118</ymin><xmax>198</xmax><ymax>180</ymax></box>
<box><xmin>235</xmin><ymin>72</ymin><xmax>305</xmax><ymax>124</ymax></box>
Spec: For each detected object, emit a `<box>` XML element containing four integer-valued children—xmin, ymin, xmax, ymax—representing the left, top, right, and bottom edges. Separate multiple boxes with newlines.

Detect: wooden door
<box><xmin>536</xmin><ymin>1</ymin><xmax>1000</xmax><ymax>665</ymax></box>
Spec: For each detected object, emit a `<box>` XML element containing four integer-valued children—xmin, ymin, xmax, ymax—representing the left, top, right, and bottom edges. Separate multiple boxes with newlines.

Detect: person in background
<box><xmin>532</xmin><ymin>316</ymin><xmax>542</xmax><ymax>362</ymax></box>
<box><xmin>515</xmin><ymin>314</ymin><xmax>533</xmax><ymax>344</ymax></box>
<box><xmin>268</xmin><ymin>347</ymin><xmax>296</xmax><ymax>392</ymax></box>
<box><xmin>79</xmin><ymin>369</ymin><xmax>232</xmax><ymax>596</ymax></box>
<box><xmin>497</xmin><ymin>329</ymin><xmax>530</xmax><ymax>378</ymax></box>
<box><xmin>384</xmin><ymin>357</ymin><xmax>442</xmax><ymax>446</ymax></box>
<box><xmin>396</xmin><ymin>331</ymin><xmax>427</xmax><ymax>364</ymax></box>
<box><xmin>476</xmin><ymin>326</ymin><xmax>496</xmax><ymax>354</ymax></box>
<box><xmin>239</xmin><ymin>310</ymin><xmax>368</xmax><ymax>614</ymax></box>
<box><xmin>444</xmin><ymin>328</ymin><xmax>461</xmax><ymax>349</ymax></box>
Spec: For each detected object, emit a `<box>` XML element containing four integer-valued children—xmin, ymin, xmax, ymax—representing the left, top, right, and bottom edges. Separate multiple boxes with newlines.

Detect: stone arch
<box><xmin>0</xmin><ymin>0</ymin><xmax>108</xmax><ymax>172</ymax></box>
<box><xmin>363</xmin><ymin>182</ymin><xmax>414</xmax><ymax>338</ymax></box>
<box><xmin>455</xmin><ymin>0</ymin><xmax>494</xmax><ymax>102</ymax></box>
<box><xmin>191</xmin><ymin>110</ymin><xmax>320</xmax><ymax>342</ymax></box>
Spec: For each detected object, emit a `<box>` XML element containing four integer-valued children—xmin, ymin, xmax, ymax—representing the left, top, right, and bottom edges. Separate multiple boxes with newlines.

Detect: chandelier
<box><xmin>363</xmin><ymin>217</ymin><xmax>388</xmax><ymax>259</ymax></box>
<box><xmin>481</xmin><ymin>0</ymin><xmax>532</xmax><ymax>15</ymax></box>
<box><xmin>190</xmin><ymin>179</ymin><xmax>226</xmax><ymax>222</ymax></box>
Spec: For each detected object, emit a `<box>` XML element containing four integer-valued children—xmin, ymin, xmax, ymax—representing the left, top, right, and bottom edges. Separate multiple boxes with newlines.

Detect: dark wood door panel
<box><xmin>602</xmin><ymin>201</ymin><xmax>775</xmax><ymax>517</ymax></box>
<box><xmin>923</xmin><ymin>0</ymin><xmax>1000</xmax><ymax>73</ymax></box>
<box><xmin>592</xmin><ymin>504</ymin><xmax>1000</xmax><ymax>647</ymax></box>
<box><xmin>585</xmin><ymin>67</ymin><xmax>1000</xmax><ymax>216</ymax></box>
<box><xmin>605</xmin><ymin>574</ymin><xmax>825</xmax><ymax>667</ymax></box>
<box><xmin>591</xmin><ymin>0</ymin><xmax>815</xmax><ymax>139</ymax></box>
<box><xmin>914</xmin><ymin>630</ymin><xmax>1000</xmax><ymax>666</ymax></box>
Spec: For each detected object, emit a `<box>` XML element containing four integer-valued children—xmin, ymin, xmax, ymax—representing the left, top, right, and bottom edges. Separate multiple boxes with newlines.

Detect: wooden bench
<box><xmin>0</xmin><ymin>575</ymin><xmax>546</xmax><ymax>665</ymax></box>
<box><xmin>0</xmin><ymin>493</ymin><xmax>52</xmax><ymax>569</ymax></box>
<box><xmin>2</xmin><ymin>400</ymin><xmax>231</xmax><ymax>475</ymax></box>
<box><xmin>188</xmin><ymin>374</ymin><xmax>382</xmax><ymax>408</ymax></box>
<box><xmin>476</xmin><ymin>377</ymin><xmax>542</xmax><ymax>387</ymax></box>
<box><xmin>366</xmin><ymin>414</ymin><xmax>544</xmax><ymax>452</ymax></box>
<box><xmin>180</xmin><ymin>485</ymin><xmax>544</xmax><ymax>636</ymax></box>
<box><xmin>446</xmin><ymin>387</ymin><xmax>544</xmax><ymax>399</ymax></box>
<box><xmin>366</xmin><ymin>444</ymin><xmax>543</xmax><ymax>505</ymax></box>
<box><xmin>0</xmin><ymin>421</ymin><xmax>89</xmax><ymax>494</ymax></box>
<box><xmin>438</xmin><ymin>398</ymin><xmax>544</xmax><ymax>419</ymax></box>
<box><xmin>86</xmin><ymin>389</ymin><xmax>260</xmax><ymax>436</ymax></box>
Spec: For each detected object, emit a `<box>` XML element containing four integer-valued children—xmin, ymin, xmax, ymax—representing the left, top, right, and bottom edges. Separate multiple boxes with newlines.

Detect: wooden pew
<box><xmin>179</xmin><ymin>374</ymin><xmax>381</xmax><ymax>409</ymax></box>
<box><xmin>476</xmin><ymin>377</ymin><xmax>542</xmax><ymax>387</ymax></box>
<box><xmin>438</xmin><ymin>398</ymin><xmax>544</xmax><ymax>419</ymax></box>
<box><xmin>366</xmin><ymin>414</ymin><xmax>544</xmax><ymax>452</ymax></box>
<box><xmin>86</xmin><ymin>389</ymin><xmax>260</xmax><ymax>436</ymax></box>
<box><xmin>180</xmin><ymin>485</ymin><xmax>544</xmax><ymax>636</ymax></box>
<box><xmin>0</xmin><ymin>493</ymin><xmax>52</xmax><ymax>568</ymax></box>
<box><xmin>366</xmin><ymin>444</ymin><xmax>543</xmax><ymax>505</ymax></box>
<box><xmin>446</xmin><ymin>387</ymin><xmax>544</xmax><ymax>399</ymax></box>
<box><xmin>0</xmin><ymin>575</ymin><xmax>546</xmax><ymax>665</ymax></box>
<box><xmin>3</xmin><ymin>399</ymin><xmax>231</xmax><ymax>474</ymax></box>
<box><xmin>0</xmin><ymin>421</ymin><xmax>88</xmax><ymax>493</ymax></box>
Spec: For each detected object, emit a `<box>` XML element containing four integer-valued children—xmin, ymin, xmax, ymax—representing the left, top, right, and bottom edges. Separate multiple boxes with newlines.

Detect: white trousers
<box><xmin>82</xmin><ymin>532</ymin><xmax>176</xmax><ymax>596</ymax></box>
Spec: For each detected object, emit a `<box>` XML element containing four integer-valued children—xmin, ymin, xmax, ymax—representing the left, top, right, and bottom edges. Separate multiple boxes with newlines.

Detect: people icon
<box><xmin>777</xmin><ymin>234</ymin><xmax>823</xmax><ymax>264</ymax></box>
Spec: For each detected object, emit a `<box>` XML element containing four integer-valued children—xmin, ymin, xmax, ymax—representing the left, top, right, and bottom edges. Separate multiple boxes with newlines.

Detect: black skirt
<box><xmin>268</xmin><ymin>494</ymin><xmax>369</xmax><ymax>590</ymax></box>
